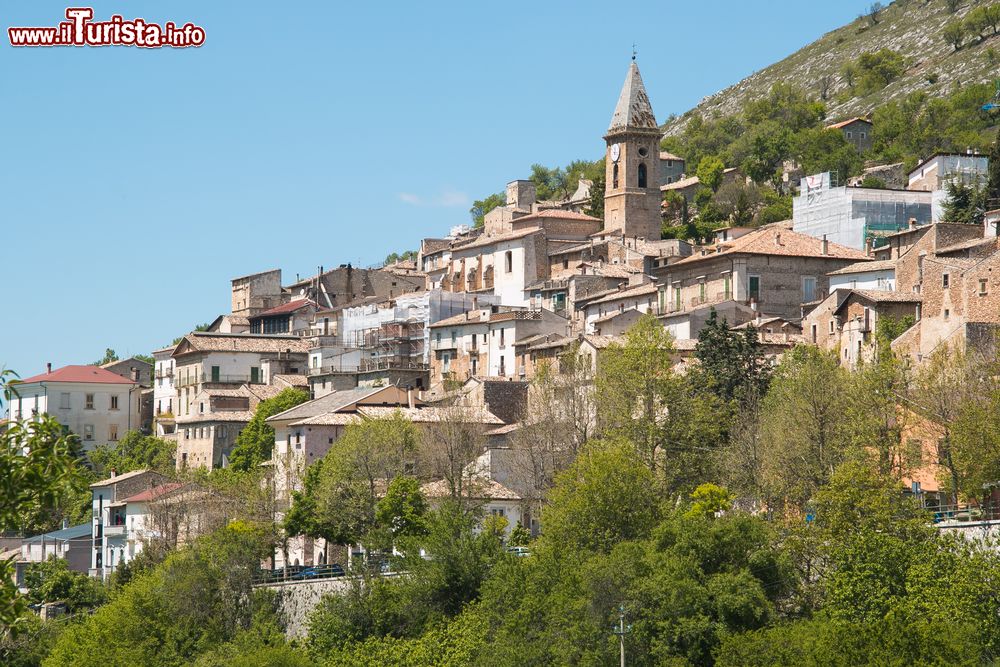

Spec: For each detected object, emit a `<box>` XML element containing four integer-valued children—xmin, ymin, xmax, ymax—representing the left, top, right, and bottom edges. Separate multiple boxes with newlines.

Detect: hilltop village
<box><xmin>9</xmin><ymin>54</ymin><xmax>1000</xmax><ymax>664</ymax></box>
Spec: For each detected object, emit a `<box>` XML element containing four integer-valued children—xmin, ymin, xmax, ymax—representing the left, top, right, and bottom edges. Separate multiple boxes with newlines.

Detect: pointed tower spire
<box><xmin>608</xmin><ymin>61</ymin><xmax>657</xmax><ymax>134</ymax></box>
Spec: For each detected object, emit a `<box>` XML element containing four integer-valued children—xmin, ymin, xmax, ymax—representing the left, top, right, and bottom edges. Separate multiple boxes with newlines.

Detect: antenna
<box><xmin>631</xmin><ymin>43</ymin><xmax>637</xmax><ymax>61</ymax></box>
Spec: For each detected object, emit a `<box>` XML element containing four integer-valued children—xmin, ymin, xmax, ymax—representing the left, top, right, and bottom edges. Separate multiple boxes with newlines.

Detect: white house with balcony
<box><xmin>8</xmin><ymin>364</ymin><xmax>140</xmax><ymax>450</ymax></box>
<box><xmin>152</xmin><ymin>345</ymin><xmax>177</xmax><ymax>436</ymax></box>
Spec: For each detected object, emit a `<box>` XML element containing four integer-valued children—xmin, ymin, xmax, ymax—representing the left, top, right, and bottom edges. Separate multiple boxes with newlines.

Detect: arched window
<box><xmin>638</xmin><ymin>163</ymin><xmax>647</xmax><ymax>188</ymax></box>
<box><xmin>612</xmin><ymin>163</ymin><xmax>619</xmax><ymax>189</ymax></box>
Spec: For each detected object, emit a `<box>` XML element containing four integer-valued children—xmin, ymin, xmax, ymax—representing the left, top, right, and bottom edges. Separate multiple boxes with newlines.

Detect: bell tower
<box><xmin>603</xmin><ymin>60</ymin><xmax>662</xmax><ymax>240</ymax></box>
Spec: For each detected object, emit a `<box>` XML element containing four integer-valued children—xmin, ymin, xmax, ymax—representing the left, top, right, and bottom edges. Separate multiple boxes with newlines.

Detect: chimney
<box><xmin>821</xmin><ymin>235</ymin><xmax>829</xmax><ymax>256</ymax></box>
<box><xmin>908</xmin><ymin>217</ymin><xmax>917</xmax><ymax>229</ymax></box>
<box><xmin>774</xmin><ymin>232</ymin><xmax>783</xmax><ymax>247</ymax></box>
<box><xmin>46</xmin><ymin>362</ymin><xmax>52</xmax><ymax>374</ymax></box>
<box><xmin>407</xmin><ymin>387</ymin><xmax>415</xmax><ymax>409</ymax></box>
<box><xmin>132</xmin><ymin>368</ymin><xmax>139</xmax><ymax>381</ymax></box>
<box><xmin>865</xmin><ymin>237</ymin><xmax>874</xmax><ymax>256</ymax></box>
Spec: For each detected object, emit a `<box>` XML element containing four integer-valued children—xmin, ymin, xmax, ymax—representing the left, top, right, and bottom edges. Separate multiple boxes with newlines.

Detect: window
<box><xmin>436</xmin><ymin>332</ymin><xmax>441</xmax><ymax>344</ymax></box>
<box><xmin>109</xmin><ymin>424</ymin><xmax>118</xmax><ymax>441</ymax></box>
<box><xmin>829</xmin><ymin>319</ymin><xmax>835</xmax><ymax>334</ymax></box>
<box><xmin>499</xmin><ymin>356</ymin><xmax>506</xmax><ymax>376</ymax></box>
<box><xmin>499</xmin><ymin>328</ymin><xmax>505</xmax><ymax>347</ymax></box>
<box><xmin>85</xmin><ymin>393</ymin><xmax>94</xmax><ymax>410</ymax></box>
<box><xmin>451</xmin><ymin>330</ymin><xmax>457</xmax><ymax>344</ymax></box>
<box><xmin>944</xmin><ymin>308</ymin><xmax>950</xmax><ymax>320</ymax></box>
<box><xmin>442</xmin><ymin>352</ymin><xmax>451</xmax><ymax>373</ymax></box>
<box><xmin>861</xmin><ymin>132</ymin><xmax>867</xmax><ymax>139</ymax></box>
<box><xmin>748</xmin><ymin>276</ymin><xmax>760</xmax><ymax>302</ymax></box>
<box><xmin>723</xmin><ymin>274</ymin><xmax>731</xmax><ymax>299</ymax></box>
<box><xmin>110</xmin><ymin>395</ymin><xmax>119</xmax><ymax>410</ymax></box>
<box><xmin>673</xmin><ymin>286</ymin><xmax>681</xmax><ymax>310</ymax></box>
<box><xmin>84</xmin><ymin>424</ymin><xmax>94</xmax><ymax>441</ymax></box>
<box><xmin>699</xmin><ymin>280</ymin><xmax>706</xmax><ymax>302</ymax></box>
<box><xmin>471</xmin><ymin>358</ymin><xmax>478</xmax><ymax>376</ymax></box>
<box><xmin>803</xmin><ymin>276</ymin><xmax>817</xmax><ymax>303</ymax></box>
<box><xmin>942</xmin><ymin>273</ymin><xmax>950</xmax><ymax>289</ymax></box>
<box><xmin>181</xmin><ymin>452</ymin><xmax>188</xmax><ymax>468</ymax></box>
<box><xmin>59</xmin><ymin>392</ymin><xmax>70</xmax><ymax>410</ymax></box>
<box><xmin>250</xmin><ymin>367</ymin><xmax>260</xmax><ymax>384</ymax></box>
<box><xmin>980</xmin><ymin>278</ymin><xmax>988</xmax><ymax>296</ymax></box>
<box><xmin>211</xmin><ymin>365</ymin><xmax>220</xmax><ymax>382</ymax></box>
<box><xmin>562</xmin><ymin>259</ymin><xmax>568</xmax><ymax>270</ymax></box>
<box><xmin>491</xmin><ymin>508</ymin><xmax>506</xmax><ymax>518</ymax></box>
<box><xmin>637</xmin><ymin>162</ymin><xmax>647</xmax><ymax>188</ymax></box>
<box><xmin>612</xmin><ymin>163</ymin><xmax>619</xmax><ymax>188</ymax></box>
<box><xmin>811</xmin><ymin>324</ymin><xmax>817</xmax><ymax>343</ymax></box>
<box><xmin>847</xmin><ymin>131</ymin><xmax>853</xmax><ymax>139</ymax></box>
<box><xmin>504</xmin><ymin>250</ymin><xmax>513</xmax><ymax>273</ymax></box>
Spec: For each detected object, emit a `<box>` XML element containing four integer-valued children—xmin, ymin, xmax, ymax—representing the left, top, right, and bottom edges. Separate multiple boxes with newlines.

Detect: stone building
<box><xmin>651</xmin><ymin>223</ymin><xmax>868</xmax><ymax>339</ymax></box>
<box><xmin>602</xmin><ymin>61</ymin><xmax>662</xmax><ymax>242</ymax></box>
<box><xmin>826</xmin><ymin>117</ymin><xmax>873</xmax><ymax>154</ymax></box>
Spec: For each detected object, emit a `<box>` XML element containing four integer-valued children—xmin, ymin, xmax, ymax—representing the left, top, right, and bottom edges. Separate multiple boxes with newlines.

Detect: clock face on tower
<box><xmin>610</xmin><ymin>143</ymin><xmax>621</xmax><ymax>162</ymax></box>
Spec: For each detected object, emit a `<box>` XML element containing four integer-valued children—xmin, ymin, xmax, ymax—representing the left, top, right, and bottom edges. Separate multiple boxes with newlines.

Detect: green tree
<box><xmin>24</xmin><ymin>557</ymin><xmax>105</xmax><ymax>612</ymax></box>
<box><xmin>737</xmin><ymin>121</ymin><xmax>790</xmax><ymax>185</ymax></box>
<box><xmin>942</xmin><ymin>179</ymin><xmax>986</xmax><ymax>225</ymax></box>
<box><xmin>469</xmin><ymin>192</ymin><xmax>504</xmax><ymax>228</ymax></box>
<box><xmin>92</xmin><ymin>348</ymin><xmax>119</xmax><ymax>366</ymax></box>
<box><xmin>285</xmin><ymin>414</ymin><xmax>418</xmax><ymax>546</ymax></box>
<box><xmin>88</xmin><ymin>430</ymin><xmax>175</xmax><ymax>474</ymax></box>
<box><xmin>373</xmin><ymin>476</ymin><xmax>428</xmax><ymax>547</ymax></box>
<box><xmin>695</xmin><ymin>155</ymin><xmax>725</xmax><ymax>191</ymax></box>
<box><xmin>693</xmin><ymin>310</ymin><xmax>771</xmax><ymax>405</ymax></box>
<box><xmin>228</xmin><ymin>387</ymin><xmax>309</xmax><ymax>471</ymax></box>
<box><xmin>855</xmin><ymin>49</ymin><xmax>906</xmax><ymax>95</ymax></box>
<box><xmin>383</xmin><ymin>250</ymin><xmax>417</xmax><ymax>265</ymax></box>
<box><xmin>758</xmin><ymin>347</ymin><xmax>850</xmax><ymax>510</ymax></box>
<box><xmin>793</xmin><ymin>126</ymin><xmax>863</xmax><ymax>177</ymax></box>
<box><xmin>1</xmin><ymin>371</ymin><xmax>85</xmax><ymax>634</ymax></box>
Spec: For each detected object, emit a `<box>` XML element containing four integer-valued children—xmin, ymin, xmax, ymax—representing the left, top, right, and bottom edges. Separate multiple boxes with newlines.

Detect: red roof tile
<box><xmin>18</xmin><ymin>365</ymin><xmax>138</xmax><ymax>385</ymax></box>
<box><xmin>121</xmin><ymin>482</ymin><xmax>186</xmax><ymax>503</ymax></box>
<box><xmin>253</xmin><ymin>299</ymin><xmax>317</xmax><ymax>317</ymax></box>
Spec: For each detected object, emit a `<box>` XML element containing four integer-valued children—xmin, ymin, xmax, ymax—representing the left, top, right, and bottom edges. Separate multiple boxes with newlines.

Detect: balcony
<box><xmin>176</xmin><ymin>373</ymin><xmax>264</xmax><ymax>388</ymax></box>
<box><xmin>104</xmin><ymin>524</ymin><xmax>125</xmax><ymax>537</ymax></box>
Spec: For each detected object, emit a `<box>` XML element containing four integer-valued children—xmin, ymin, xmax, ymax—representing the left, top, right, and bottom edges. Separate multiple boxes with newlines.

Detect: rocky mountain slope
<box><xmin>664</xmin><ymin>0</ymin><xmax>1000</xmax><ymax>134</ymax></box>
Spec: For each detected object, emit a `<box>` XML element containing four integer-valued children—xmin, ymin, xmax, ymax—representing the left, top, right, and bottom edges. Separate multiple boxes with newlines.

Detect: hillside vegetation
<box><xmin>665</xmin><ymin>0</ymin><xmax>1000</xmax><ymax>136</ymax></box>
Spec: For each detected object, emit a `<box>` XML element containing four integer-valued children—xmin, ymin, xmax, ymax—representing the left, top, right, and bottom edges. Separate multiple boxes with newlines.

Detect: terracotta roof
<box><xmin>659</xmin><ymin>151</ymin><xmax>684</xmax><ymax>161</ymax></box>
<box><xmin>850</xmin><ymin>289</ymin><xmax>923</xmax><ymax>303</ymax></box>
<box><xmin>826</xmin><ymin>117</ymin><xmax>872</xmax><ymax>130</ymax></box>
<box><xmin>121</xmin><ymin>482</ymin><xmax>187</xmax><ymax>503</ymax></box>
<box><xmin>176</xmin><ymin>410</ymin><xmax>255</xmax><ymax>424</ymax></box>
<box><xmin>273</xmin><ymin>374</ymin><xmax>308</xmax><ymax>388</ymax></box>
<box><xmin>252</xmin><ymin>299</ymin><xmax>317</xmax><ymax>317</ymax></box>
<box><xmin>828</xmin><ymin>259</ymin><xmax>897</xmax><ymax>275</ymax></box>
<box><xmin>90</xmin><ymin>469</ymin><xmax>162</xmax><ymax>488</ymax></box>
<box><xmin>584</xmin><ymin>282</ymin><xmax>658</xmax><ymax>307</ymax></box>
<box><xmin>18</xmin><ymin>365</ymin><xmax>138</xmax><ymax>386</ymax></box>
<box><xmin>421</xmin><ymin>477</ymin><xmax>521</xmax><ymax>501</ymax></box>
<box><xmin>485</xmin><ymin>423</ymin><xmax>521</xmax><ymax>436</ymax></box>
<box><xmin>430</xmin><ymin>311</ymin><xmax>487</xmax><ymax>328</ymax></box>
<box><xmin>593</xmin><ymin>309</ymin><xmax>642</xmax><ymax>325</ymax></box>
<box><xmin>577</xmin><ymin>262</ymin><xmax>643</xmax><ymax>279</ymax></box>
<box><xmin>660</xmin><ymin>175</ymin><xmax>700</xmax><ymax>192</ymax></box>
<box><xmin>173</xmin><ymin>332</ymin><xmax>309</xmax><ymax>355</ymax></box>
<box><xmin>452</xmin><ymin>227</ymin><xmax>542</xmax><ymax>252</ymax></box>
<box><xmin>936</xmin><ymin>237</ymin><xmax>996</xmax><ymax>255</ymax></box>
<box><xmin>292</xmin><ymin>412</ymin><xmax>363</xmax><ymax>426</ymax></box>
<box><xmin>668</xmin><ymin>224</ymin><xmax>868</xmax><ymax>267</ymax></box>
<box><xmin>268</xmin><ymin>386</ymin><xmax>404</xmax><ymax>424</ymax></box>
<box><xmin>512</xmin><ymin>209</ymin><xmax>600</xmax><ymax>224</ymax></box>
<box><xmin>358</xmin><ymin>405</ymin><xmax>504</xmax><ymax>425</ymax></box>
<box><xmin>585</xmin><ymin>334</ymin><xmax>623</xmax><ymax>349</ymax></box>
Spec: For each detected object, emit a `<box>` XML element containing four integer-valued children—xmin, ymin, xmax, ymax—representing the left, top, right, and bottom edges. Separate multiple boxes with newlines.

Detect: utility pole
<box><xmin>612</xmin><ymin>603</ymin><xmax>631</xmax><ymax>667</ymax></box>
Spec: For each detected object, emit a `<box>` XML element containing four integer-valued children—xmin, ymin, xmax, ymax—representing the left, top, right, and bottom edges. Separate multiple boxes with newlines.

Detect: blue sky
<box><xmin>1</xmin><ymin>0</ymin><xmax>874</xmax><ymax>377</ymax></box>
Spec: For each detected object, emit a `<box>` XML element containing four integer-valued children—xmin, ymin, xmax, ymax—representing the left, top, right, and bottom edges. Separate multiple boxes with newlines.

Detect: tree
<box><xmin>943</xmin><ymin>19</ymin><xmax>965</xmax><ymax>50</ymax></box>
<box><xmin>24</xmin><ymin>556</ymin><xmax>106</xmax><ymax>612</ymax></box>
<box><xmin>867</xmin><ymin>2</ymin><xmax>883</xmax><ymax>25</ymax></box>
<box><xmin>713</xmin><ymin>181</ymin><xmax>763</xmax><ymax>225</ymax></box>
<box><xmin>942</xmin><ymin>179</ymin><xmax>986</xmax><ymax>225</ymax></box>
<box><xmin>228</xmin><ymin>387</ymin><xmax>309</xmax><ymax>471</ymax></box>
<box><xmin>89</xmin><ymin>430</ymin><xmax>175</xmax><ymax>474</ymax></box>
<box><xmin>420</xmin><ymin>404</ymin><xmax>490</xmax><ymax>505</ymax></box>
<box><xmin>540</xmin><ymin>439</ymin><xmax>659</xmax><ymax>555</ymax></box>
<box><xmin>92</xmin><ymin>348</ymin><xmax>119</xmax><ymax>366</ymax></box>
<box><xmin>373</xmin><ymin>476</ymin><xmax>428</xmax><ymax>547</ymax></box>
<box><xmin>383</xmin><ymin>250</ymin><xmax>417</xmax><ymax>265</ymax></box>
<box><xmin>285</xmin><ymin>414</ymin><xmax>418</xmax><ymax>546</ymax></box>
<box><xmin>793</xmin><ymin>127</ymin><xmax>863</xmax><ymax>178</ymax></box>
<box><xmin>860</xmin><ymin>175</ymin><xmax>888</xmax><ymax>189</ymax></box>
<box><xmin>469</xmin><ymin>193</ymin><xmax>504</xmax><ymax>228</ymax></box>
<box><xmin>986</xmin><ymin>129</ymin><xmax>1000</xmax><ymax>206</ymax></box>
<box><xmin>695</xmin><ymin>155</ymin><xmax>725</xmax><ymax>191</ymax></box>
<box><xmin>758</xmin><ymin>347</ymin><xmax>850</xmax><ymax>511</ymax></box>
<box><xmin>692</xmin><ymin>310</ymin><xmax>771</xmax><ymax>405</ymax></box>
<box><xmin>1</xmin><ymin>370</ymin><xmax>85</xmax><ymax>634</ymax></box>
<box><xmin>840</xmin><ymin>61</ymin><xmax>858</xmax><ymax>88</ymax></box>
<box><xmin>737</xmin><ymin>121</ymin><xmax>790</xmax><ymax>185</ymax></box>
<box><xmin>854</xmin><ymin>49</ymin><xmax>906</xmax><ymax>95</ymax></box>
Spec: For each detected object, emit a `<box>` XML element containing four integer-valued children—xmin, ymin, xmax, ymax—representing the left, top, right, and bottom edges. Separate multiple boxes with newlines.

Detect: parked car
<box><xmin>506</xmin><ymin>546</ymin><xmax>531</xmax><ymax>558</ymax></box>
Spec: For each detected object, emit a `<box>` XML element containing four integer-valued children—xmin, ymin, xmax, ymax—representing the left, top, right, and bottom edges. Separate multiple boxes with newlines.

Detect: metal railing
<box><xmin>931</xmin><ymin>502</ymin><xmax>1000</xmax><ymax>523</ymax></box>
<box><xmin>252</xmin><ymin>563</ymin><xmax>347</xmax><ymax>585</ymax></box>
<box><xmin>176</xmin><ymin>373</ymin><xmax>263</xmax><ymax>387</ymax></box>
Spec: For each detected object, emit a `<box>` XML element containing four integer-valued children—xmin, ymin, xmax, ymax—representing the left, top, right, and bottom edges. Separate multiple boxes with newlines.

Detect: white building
<box><xmin>152</xmin><ymin>345</ymin><xmax>177</xmax><ymax>436</ymax></box>
<box><xmin>827</xmin><ymin>259</ymin><xmax>896</xmax><ymax>292</ymax></box>
<box><xmin>793</xmin><ymin>172</ymin><xmax>933</xmax><ymax>250</ymax></box>
<box><xmin>9</xmin><ymin>365</ymin><xmax>140</xmax><ymax>451</ymax></box>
